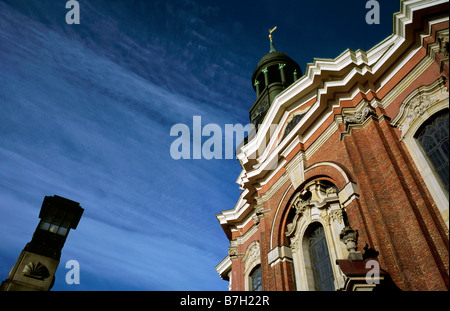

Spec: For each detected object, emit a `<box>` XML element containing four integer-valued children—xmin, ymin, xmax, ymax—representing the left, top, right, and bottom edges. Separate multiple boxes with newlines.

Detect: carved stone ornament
<box><xmin>399</xmin><ymin>93</ymin><xmax>432</xmax><ymax>132</ymax></box>
<box><xmin>320</xmin><ymin>210</ymin><xmax>330</xmax><ymax>225</ymax></box>
<box><xmin>339</xmin><ymin>226</ymin><xmax>359</xmax><ymax>253</ymax></box>
<box><xmin>391</xmin><ymin>76</ymin><xmax>448</xmax><ymax>138</ymax></box>
<box><xmin>252</xmin><ymin>206</ymin><xmax>265</xmax><ymax>225</ymax></box>
<box><xmin>339</xmin><ymin>101</ymin><xmax>378</xmax><ymax>140</ymax></box>
<box><xmin>329</xmin><ymin>209</ymin><xmax>344</xmax><ymax>224</ymax></box>
<box><xmin>437</xmin><ymin>31</ymin><xmax>449</xmax><ymax>59</ymax></box>
<box><xmin>243</xmin><ymin>241</ymin><xmax>261</xmax><ymax>273</ymax></box>
<box><xmin>285</xmin><ymin>181</ymin><xmax>341</xmax><ymax>237</ymax></box>
<box><xmin>252</xmin><ymin>213</ymin><xmax>260</xmax><ymax>225</ymax></box>
<box><xmin>343</xmin><ymin>102</ymin><xmax>376</xmax><ymax>127</ymax></box>
<box><xmin>228</xmin><ymin>246</ymin><xmax>238</xmax><ymax>259</ymax></box>
<box><xmin>427</xmin><ymin>29</ymin><xmax>449</xmax><ymax>73</ymax></box>
<box><xmin>293</xmin><ymin>198</ymin><xmax>311</xmax><ymax>215</ymax></box>
<box><xmin>22</xmin><ymin>262</ymin><xmax>50</xmax><ymax>280</ymax></box>
<box><xmin>285</xmin><ymin>198</ymin><xmax>312</xmax><ymax>237</ymax></box>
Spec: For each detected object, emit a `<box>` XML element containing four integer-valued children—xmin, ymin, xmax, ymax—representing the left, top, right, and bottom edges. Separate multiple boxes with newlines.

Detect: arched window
<box><xmin>307</xmin><ymin>224</ymin><xmax>335</xmax><ymax>291</ymax></box>
<box><xmin>390</xmin><ymin>78</ymin><xmax>449</xmax><ymax>228</ymax></box>
<box><xmin>415</xmin><ymin>111</ymin><xmax>449</xmax><ymax>193</ymax></box>
<box><xmin>286</xmin><ymin>180</ymin><xmax>346</xmax><ymax>290</ymax></box>
<box><xmin>249</xmin><ymin>265</ymin><xmax>262</xmax><ymax>291</ymax></box>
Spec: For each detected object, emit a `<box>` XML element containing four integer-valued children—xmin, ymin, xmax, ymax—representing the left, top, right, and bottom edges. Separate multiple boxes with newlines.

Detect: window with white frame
<box><xmin>242</xmin><ymin>240</ymin><xmax>261</xmax><ymax>291</ymax></box>
<box><xmin>390</xmin><ymin>77</ymin><xmax>449</xmax><ymax>228</ymax></box>
<box><xmin>415</xmin><ymin>110</ymin><xmax>449</xmax><ymax>193</ymax></box>
<box><xmin>286</xmin><ymin>180</ymin><xmax>347</xmax><ymax>290</ymax></box>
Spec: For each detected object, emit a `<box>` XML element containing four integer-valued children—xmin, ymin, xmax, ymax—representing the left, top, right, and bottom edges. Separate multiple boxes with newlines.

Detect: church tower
<box><xmin>249</xmin><ymin>27</ymin><xmax>302</xmax><ymax>125</ymax></box>
<box><xmin>1</xmin><ymin>195</ymin><xmax>84</xmax><ymax>291</ymax></box>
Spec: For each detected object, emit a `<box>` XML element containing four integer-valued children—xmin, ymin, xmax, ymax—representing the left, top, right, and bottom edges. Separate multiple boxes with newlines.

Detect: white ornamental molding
<box><xmin>242</xmin><ymin>241</ymin><xmax>261</xmax><ymax>274</ymax></box>
<box><xmin>339</xmin><ymin>100</ymin><xmax>378</xmax><ymax>140</ymax></box>
<box><xmin>285</xmin><ymin>181</ymin><xmax>341</xmax><ymax>238</ymax></box>
<box><xmin>430</xmin><ymin>29</ymin><xmax>449</xmax><ymax>73</ymax></box>
<box><xmin>437</xmin><ymin>30</ymin><xmax>449</xmax><ymax>59</ymax></box>
<box><xmin>391</xmin><ymin>76</ymin><xmax>449</xmax><ymax>139</ymax></box>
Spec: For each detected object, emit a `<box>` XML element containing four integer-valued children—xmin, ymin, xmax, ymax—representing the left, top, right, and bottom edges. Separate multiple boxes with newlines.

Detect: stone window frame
<box><xmin>242</xmin><ymin>240</ymin><xmax>261</xmax><ymax>291</ymax></box>
<box><xmin>391</xmin><ymin>76</ymin><xmax>449</xmax><ymax>228</ymax></box>
<box><xmin>286</xmin><ymin>180</ymin><xmax>347</xmax><ymax>291</ymax></box>
<box><xmin>305</xmin><ymin>222</ymin><xmax>336</xmax><ymax>290</ymax></box>
<box><xmin>415</xmin><ymin>112</ymin><xmax>449</xmax><ymax>192</ymax></box>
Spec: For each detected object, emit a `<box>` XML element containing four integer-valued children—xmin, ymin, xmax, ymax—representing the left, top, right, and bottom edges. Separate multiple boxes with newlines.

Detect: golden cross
<box><xmin>269</xmin><ymin>26</ymin><xmax>277</xmax><ymax>40</ymax></box>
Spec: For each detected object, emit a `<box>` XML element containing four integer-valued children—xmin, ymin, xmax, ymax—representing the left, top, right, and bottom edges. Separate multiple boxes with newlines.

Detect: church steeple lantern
<box><xmin>249</xmin><ymin>27</ymin><xmax>302</xmax><ymax>125</ymax></box>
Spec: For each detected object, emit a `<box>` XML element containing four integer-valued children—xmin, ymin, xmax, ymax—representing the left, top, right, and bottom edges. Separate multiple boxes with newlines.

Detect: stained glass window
<box><xmin>416</xmin><ymin>112</ymin><xmax>449</xmax><ymax>192</ymax></box>
<box><xmin>308</xmin><ymin>225</ymin><xmax>335</xmax><ymax>291</ymax></box>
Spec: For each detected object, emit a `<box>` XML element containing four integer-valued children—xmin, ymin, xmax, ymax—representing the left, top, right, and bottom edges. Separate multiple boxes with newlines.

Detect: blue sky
<box><xmin>0</xmin><ymin>0</ymin><xmax>400</xmax><ymax>290</ymax></box>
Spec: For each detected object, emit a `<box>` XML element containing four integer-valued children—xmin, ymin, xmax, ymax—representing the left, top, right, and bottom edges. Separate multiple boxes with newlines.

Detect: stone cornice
<box><xmin>237</xmin><ymin>1</ymin><xmax>448</xmax><ymax>178</ymax></box>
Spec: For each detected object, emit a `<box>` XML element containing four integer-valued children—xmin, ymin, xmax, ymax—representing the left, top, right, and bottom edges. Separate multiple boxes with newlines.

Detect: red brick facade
<box><xmin>216</xmin><ymin>0</ymin><xmax>449</xmax><ymax>291</ymax></box>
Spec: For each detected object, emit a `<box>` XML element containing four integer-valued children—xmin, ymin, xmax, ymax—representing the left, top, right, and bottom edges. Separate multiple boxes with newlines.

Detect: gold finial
<box><xmin>269</xmin><ymin>26</ymin><xmax>277</xmax><ymax>41</ymax></box>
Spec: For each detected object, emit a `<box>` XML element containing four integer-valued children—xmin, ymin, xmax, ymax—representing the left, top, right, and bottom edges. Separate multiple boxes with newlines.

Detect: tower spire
<box><xmin>269</xmin><ymin>26</ymin><xmax>277</xmax><ymax>52</ymax></box>
<box><xmin>250</xmin><ymin>26</ymin><xmax>302</xmax><ymax>125</ymax></box>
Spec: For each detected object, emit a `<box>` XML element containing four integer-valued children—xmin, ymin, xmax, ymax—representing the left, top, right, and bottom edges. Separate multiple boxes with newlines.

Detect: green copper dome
<box><xmin>248</xmin><ymin>36</ymin><xmax>302</xmax><ymax>125</ymax></box>
<box><xmin>252</xmin><ymin>50</ymin><xmax>300</xmax><ymax>88</ymax></box>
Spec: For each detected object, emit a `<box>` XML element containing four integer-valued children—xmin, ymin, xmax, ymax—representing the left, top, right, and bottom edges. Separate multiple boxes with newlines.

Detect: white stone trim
<box><xmin>391</xmin><ymin>77</ymin><xmax>449</xmax><ymax>228</ymax></box>
<box><xmin>235</xmin><ymin>222</ymin><xmax>259</xmax><ymax>245</ymax></box>
<box><xmin>338</xmin><ymin>182</ymin><xmax>360</xmax><ymax>207</ymax></box>
<box><xmin>290</xmin><ymin>210</ymin><xmax>347</xmax><ymax>290</ymax></box>
<box><xmin>283</xmin><ymin>181</ymin><xmax>348</xmax><ymax>290</ymax></box>
<box><xmin>242</xmin><ymin>241</ymin><xmax>261</xmax><ymax>291</ymax></box>
<box><xmin>267</xmin><ymin>246</ymin><xmax>293</xmax><ymax>267</ymax></box>
<box><xmin>269</xmin><ymin>184</ymin><xmax>293</xmax><ymax>249</ymax></box>
<box><xmin>305</xmin><ymin>162</ymin><xmax>351</xmax><ymax>184</ymax></box>
<box><xmin>391</xmin><ymin>77</ymin><xmax>448</xmax><ymax>139</ymax></box>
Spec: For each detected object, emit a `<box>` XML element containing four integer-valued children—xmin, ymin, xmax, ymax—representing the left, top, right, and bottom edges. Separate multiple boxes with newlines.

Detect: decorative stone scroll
<box><xmin>228</xmin><ymin>246</ymin><xmax>238</xmax><ymax>260</ymax></box>
<box><xmin>340</xmin><ymin>101</ymin><xmax>377</xmax><ymax>140</ymax></box>
<box><xmin>252</xmin><ymin>206</ymin><xmax>265</xmax><ymax>225</ymax></box>
<box><xmin>343</xmin><ymin>102</ymin><xmax>376</xmax><ymax>126</ymax></box>
<box><xmin>242</xmin><ymin>241</ymin><xmax>261</xmax><ymax>274</ymax></box>
<box><xmin>285</xmin><ymin>180</ymin><xmax>343</xmax><ymax>238</ymax></box>
<box><xmin>285</xmin><ymin>180</ymin><xmax>348</xmax><ymax>290</ymax></box>
<box><xmin>390</xmin><ymin>76</ymin><xmax>448</xmax><ymax>139</ymax></box>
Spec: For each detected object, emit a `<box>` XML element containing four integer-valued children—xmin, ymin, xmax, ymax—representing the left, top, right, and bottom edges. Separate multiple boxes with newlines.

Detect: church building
<box><xmin>216</xmin><ymin>0</ymin><xmax>449</xmax><ymax>291</ymax></box>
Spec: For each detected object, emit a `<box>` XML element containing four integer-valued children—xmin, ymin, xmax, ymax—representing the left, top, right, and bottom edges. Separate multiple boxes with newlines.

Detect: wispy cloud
<box><xmin>0</xmin><ymin>0</ymin><xmax>241</xmax><ymax>290</ymax></box>
<box><xmin>54</xmin><ymin>216</ymin><xmax>226</xmax><ymax>290</ymax></box>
